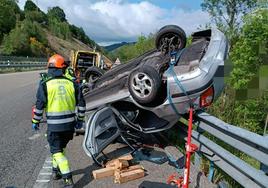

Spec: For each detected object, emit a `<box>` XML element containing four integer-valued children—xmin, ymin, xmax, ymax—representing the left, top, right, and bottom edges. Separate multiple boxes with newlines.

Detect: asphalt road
<box><xmin>0</xmin><ymin>70</ymin><xmax>215</xmax><ymax>188</ymax></box>
<box><xmin>0</xmin><ymin>70</ymin><xmax>48</xmax><ymax>187</ymax></box>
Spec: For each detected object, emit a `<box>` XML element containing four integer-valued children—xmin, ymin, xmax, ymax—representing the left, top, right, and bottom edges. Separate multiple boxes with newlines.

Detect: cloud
<box><xmin>18</xmin><ymin>0</ymin><xmax>210</xmax><ymax>45</ymax></box>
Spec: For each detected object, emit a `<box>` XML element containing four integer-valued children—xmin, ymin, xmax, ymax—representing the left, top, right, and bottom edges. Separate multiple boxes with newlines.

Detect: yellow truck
<box><xmin>70</xmin><ymin>50</ymin><xmax>113</xmax><ymax>83</ymax></box>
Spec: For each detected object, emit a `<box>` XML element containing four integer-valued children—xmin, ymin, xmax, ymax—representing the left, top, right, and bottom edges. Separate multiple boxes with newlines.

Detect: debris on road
<box><xmin>114</xmin><ymin>168</ymin><xmax>144</xmax><ymax>184</ymax></box>
<box><xmin>106</xmin><ymin>158</ymin><xmax>129</xmax><ymax>170</ymax></box>
<box><xmin>105</xmin><ymin>154</ymin><xmax>133</xmax><ymax>169</ymax></box>
<box><xmin>92</xmin><ymin>154</ymin><xmax>145</xmax><ymax>184</ymax></box>
<box><xmin>92</xmin><ymin>167</ymin><xmax>115</xmax><ymax>179</ymax></box>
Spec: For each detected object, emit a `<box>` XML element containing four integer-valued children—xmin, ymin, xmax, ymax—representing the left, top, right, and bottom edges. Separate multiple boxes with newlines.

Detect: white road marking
<box><xmin>43</xmin><ymin>166</ymin><xmax>52</xmax><ymax>169</ymax></box>
<box><xmin>28</xmin><ymin>133</ymin><xmax>41</xmax><ymax>140</ymax></box>
<box><xmin>40</xmin><ymin>172</ymin><xmax>52</xmax><ymax>175</ymax></box>
<box><xmin>36</xmin><ymin>180</ymin><xmax>50</xmax><ymax>183</ymax></box>
<box><xmin>33</xmin><ymin>155</ymin><xmax>52</xmax><ymax>188</ymax></box>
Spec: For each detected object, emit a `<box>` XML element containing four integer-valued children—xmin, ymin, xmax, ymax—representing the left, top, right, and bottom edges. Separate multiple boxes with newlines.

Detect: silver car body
<box><xmin>83</xmin><ymin>28</ymin><xmax>229</xmax><ymax>159</ymax></box>
<box><xmin>84</xmin><ymin>28</ymin><xmax>228</xmax><ymax>133</ymax></box>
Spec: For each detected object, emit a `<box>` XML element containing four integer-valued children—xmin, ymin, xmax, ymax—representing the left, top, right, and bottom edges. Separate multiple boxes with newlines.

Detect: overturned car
<box><xmin>82</xmin><ymin>25</ymin><xmax>229</xmax><ymax>161</ymax></box>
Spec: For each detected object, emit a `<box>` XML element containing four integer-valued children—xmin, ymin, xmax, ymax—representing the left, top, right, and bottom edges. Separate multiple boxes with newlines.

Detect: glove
<box><xmin>32</xmin><ymin>123</ymin><xmax>39</xmax><ymax>131</ymax></box>
<box><xmin>75</xmin><ymin>120</ymin><xmax>84</xmax><ymax>129</ymax></box>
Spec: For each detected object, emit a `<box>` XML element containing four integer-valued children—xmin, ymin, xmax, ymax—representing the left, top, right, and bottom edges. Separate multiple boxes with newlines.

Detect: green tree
<box><xmin>2</xmin><ymin>20</ymin><xmax>48</xmax><ymax>56</ymax></box>
<box><xmin>48</xmin><ymin>17</ymin><xmax>71</xmax><ymax>40</ymax></box>
<box><xmin>69</xmin><ymin>24</ymin><xmax>101</xmax><ymax>50</ymax></box>
<box><xmin>69</xmin><ymin>25</ymin><xmax>89</xmax><ymax>42</ymax></box>
<box><xmin>2</xmin><ymin>22</ymin><xmax>30</xmax><ymax>55</ymax></box>
<box><xmin>47</xmin><ymin>6</ymin><xmax>66</xmax><ymax>22</ymax></box>
<box><xmin>230</xmin><ymin>8</ymin><xmax>268</xmax><ymax>89</ymax></box>
<box><xmin>25</xmin><ymin>11</ymin><xmax>47</xmax><ymax>24</ymax></box>
<box><xmin>0</xmin><ymin>0</ymin><xmax>20</xmax><ymax>40</ymax></box>
<box><xmin>209</xmin><ymin>8</ymin><xmax>268</xmax><ymax>135</ymax></box>
<box><xmin>206</xmin><ymin>10</ymin><xmax>268</xmax><ymax>186</ymax></box>
<box><xmin>24</xmin><ymin>0</ymin><xmax>40</xmax><ymax>12</ymax></box>
<box><xmin>201</xmin><ymin>0</ymin><xmax>258</xmax><ymax>41</ymax></box>
<box><xmin>24</xmin><ymin>0</ymin><xmax>47</xmax><ymax>24</ymax></box>
<box><xmin>47</xmin><ymin>6</ymin><xmax>71</xmax><ymax>40</ymax></box>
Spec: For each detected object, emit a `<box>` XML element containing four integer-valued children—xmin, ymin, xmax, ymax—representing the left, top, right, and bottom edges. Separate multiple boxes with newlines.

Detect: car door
<box><xmin>83</xmin><ymin>107</ymin><xmax>121</xmax><ymax>159</ymax></box>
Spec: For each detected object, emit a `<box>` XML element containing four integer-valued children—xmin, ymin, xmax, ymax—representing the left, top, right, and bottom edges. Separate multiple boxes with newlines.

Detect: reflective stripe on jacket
<box><xmin>32</xmin><ymin>108</ymin><xmax>43</xmax><ymax>123</ymax></box>
<box><xmin>32</xmin><ymin>73</ymin><xmax>86</xmax><ymax>132</ymax></box>
<box><xmin>46</xmin><ymin>78</ymin><xmax>76</xmax><ymax>131</ymax></box>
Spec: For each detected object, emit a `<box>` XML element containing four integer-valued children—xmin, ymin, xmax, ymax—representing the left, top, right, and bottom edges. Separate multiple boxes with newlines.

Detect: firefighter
<box><xmin>32</xmin><ymin>54</ymin><xmax>86</xmax><ymax>187</ymax></box>
<box><xmin>65</xmin><ymin>66</ymin><xmax>76</xmax><ymax>82</ymax></box>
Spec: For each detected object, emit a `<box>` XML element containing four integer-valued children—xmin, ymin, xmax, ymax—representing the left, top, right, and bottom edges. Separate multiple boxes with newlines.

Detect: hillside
<box><xmin>0</xmin><ymin>0</ymin><xmax>100</xmax><ymax>58</ymax></box>
<box><xmin>45</xmin><ymin>31</ymin><xmax>92</xmax><ymax>59</ymax></box>
<box><xmin>108</xmin><ymin>36</ymin><xmax>154</xmax><ymax>62</ymax></box>
<box><xmin>104</xmin><ymin>42</ymin><xmax>135</xmax><ymax>52</ymax></box>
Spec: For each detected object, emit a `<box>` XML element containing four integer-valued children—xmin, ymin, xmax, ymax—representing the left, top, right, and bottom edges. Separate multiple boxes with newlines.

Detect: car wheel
<box><xmin>81</xmin><ymin>83</ymin><xmax>91</xmax><ymax>94</ymax></box>
<box><xmin>128</xmin><ymin>65</ymin><xmax>162</xmax><ymax>105</ymax></box>
<box><xmin>85</xmin><ymin>67</ymin><xmax>105</xmax><ymax>84</ymax></box>
<box><xmin>155</xmin><ymin>25</ymin><xmax>186</xmax><ymax>54</ymax></box>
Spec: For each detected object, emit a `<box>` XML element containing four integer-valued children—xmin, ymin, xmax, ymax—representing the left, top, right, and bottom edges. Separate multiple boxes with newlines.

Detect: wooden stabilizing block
<box><xmin>117</xmin><ymin>154</ymin><xmax>133</xmax><ymax>161</ymax></box>
<box><xmin>105</xmin><ymin>154</ymin><xmax>133</xmax><ymax>168</ymax></box>
<box><xmin>114</xmin><ymin>168</ymin><xmax>145</xmax><ymax>184</ymax></box>
<box><xmin>92</xmin><ymin>167</ymin><xmax>115</xmax><ymax>179</ymax></box>
<box><xmin>106</xmin><ymin>159</ymin><xmax>129</xmax><ymax>169</ymax></box>
<box><xmin>115</xmin><ymin>165</ymin><xmax>144</xmax><ymax>174</ymax></box>
<box><xmin>94</xmin><ymin>154</ymin><xmax>141</xmax><ymax>183</ymax></box>
<box><xmin>115</xmin><ymin>159</ymin><xmax>129</xmax><ymax>169</ymax></box>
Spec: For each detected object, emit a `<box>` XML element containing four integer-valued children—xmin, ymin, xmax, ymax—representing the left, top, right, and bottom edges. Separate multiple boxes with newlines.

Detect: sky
<box><xmin>18</xmin><ymin>0</ymin><xmax>210</xmax><ymax>46</ymax></box>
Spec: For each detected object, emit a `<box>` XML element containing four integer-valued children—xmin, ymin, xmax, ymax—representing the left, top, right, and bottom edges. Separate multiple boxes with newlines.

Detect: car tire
<box><xmin>128</xmin><ymin>65</ymin><xmax>162</xmax><ymax>105</ymax></box>
<box><xmin>155</xmin><ymin>25</ymin><xmax>187</xmax><ymax>54</ymax></box>
<box><xmin>85</xmin><ymin>67</ymin><xmax>105</xmax><ymax>83</ymax></box>
<box><xmin>81</xmin><ymin>83</ymin><xmax>90</xmax><ymax>94</ymax></box>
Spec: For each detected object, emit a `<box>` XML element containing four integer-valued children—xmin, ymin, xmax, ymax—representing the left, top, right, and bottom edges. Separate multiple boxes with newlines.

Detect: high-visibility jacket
<box><xmin>32</xmin><ymin>74</ymin><xmax>86</xmax><ymax>132</ymax></box>
<box><xmin>64</xmin><ymin>67</ymin><xmax>76</xmax><ymax>81</ymax></box>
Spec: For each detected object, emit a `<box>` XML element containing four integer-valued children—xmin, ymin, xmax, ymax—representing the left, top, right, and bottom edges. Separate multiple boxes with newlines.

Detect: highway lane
<box><xmin>0</xmin><ymin>71</ymin><xmax>48</xmax><ymax>187</ymax></box>
<box><xmin>0</xmin><ymin>71</ymin><xmax>215</xmax><ymax>188</ymax></box>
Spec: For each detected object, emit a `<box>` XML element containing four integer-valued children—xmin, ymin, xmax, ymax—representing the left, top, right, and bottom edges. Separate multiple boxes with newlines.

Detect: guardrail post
<box><xmin>196</xmin><ymin>125</ymin><xmax>205</xmax><ymax>133</ymax></box>
<box><xmin>260</xmin><ymin>163</ymin><xmax>268</xmax><ymax>175</ymax></box>
<box><xmin>196</xmin><ymin>118</ymin><xmax>205</xmax><ymax>134</ymax></box>
<box><xmin>208</xmin><ymin>161</ymin><xmax>215</xmax><ymax>182</ymax></box>
<box><xmin>218</xmin><ymin>181</ymin><xmax>229</xmax><ymax>188</ymax></box>
<box><xmin>260</xmin><ymin>136</ymin><xmax>268</xmax><ymax>175</ymax></box>
<box><xmin>194</xmin><ymin>120</ymin><xmax>204</xmax><ymax>169</ymax></box>
<box><xmin>194</xmin><ymin>151</ymin><xmax>202</xmax><ymax>168</ymax></box>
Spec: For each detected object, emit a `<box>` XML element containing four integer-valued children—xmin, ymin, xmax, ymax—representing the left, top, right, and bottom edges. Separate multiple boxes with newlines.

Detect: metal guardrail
<box><xmin>179</xmin><ymin>112</ymin><xmax>268</xmax><ymax>188</ymax></box>
<box><xmin>0</xmin><ymin>55</ymin><xmax>46</xmax><ymax>62</ymax></box>
<box><xmin>0</xmin><ymin>61</ymin><xmax>47</xmax><ymax>68</ymax></box>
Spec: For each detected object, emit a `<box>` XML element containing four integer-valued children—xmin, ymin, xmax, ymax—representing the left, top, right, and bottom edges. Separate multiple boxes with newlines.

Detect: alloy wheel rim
<box><xmin>131</xmin><ymin>72</ymin><xmax>153</xmax><ymax>98</ymax></box>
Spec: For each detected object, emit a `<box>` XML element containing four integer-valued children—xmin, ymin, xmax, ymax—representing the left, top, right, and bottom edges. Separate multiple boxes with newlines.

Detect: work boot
<box><xmin>63</xmin><ymin>177</ymin><xmax>74</xmax><ymax>188</ymax></box>
<box><xmin>52</xmin><ymin>167</ymin><xmax>62</xmax><ymax>180</ymax></box>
